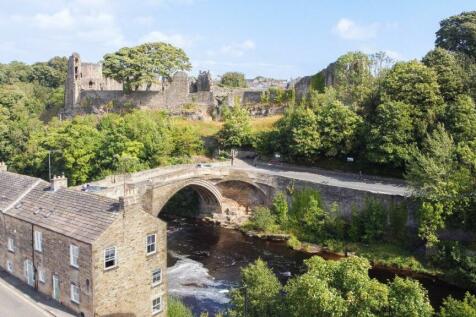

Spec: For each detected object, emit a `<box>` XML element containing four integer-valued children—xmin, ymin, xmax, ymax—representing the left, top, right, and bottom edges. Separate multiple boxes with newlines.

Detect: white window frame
<box><xmin>34</xmin><ymin>231</ymin><xmax>42</xmax><ymax>252</ymax></box>
<box><xmin>146</xmin><ymin>233</ymin><xmax>157</xmax><ymax>255</ymax></box>
<box><xmin>38</xmin><ymin>269</ymin><xmax>46</xmax><ymax>283</ymax></box>
<box><xmin>70</xmin><ymin>245</ymin><xmax>79</xmax><ymax>268</ymax></box>
<box><xmin>152</xmin><ymin>295</ymin><xmax>162</xmax><ymax>315</ymax></box>
<box><xmin>6</xmin><ymin>260</ymin><xmax>13</xmax><ymax>273</ymax></box>
<box><xmin>152</xmin><ymin>268</ymin><xmax>162</xmax><ymax>286</ymax></box>
<box><xmin>7</xmin><ymin>237</ymin><xmax>14</xmax><ymax>252</ymax></box>
<box><xmin>70</xmin><ymin>283</ymin><xmax>80</xmax><ymax>304</ymax></box>
<box><xmin>104</xmin><ymin>246</ymin><xmax>117</xmax><ymax>270</ymax></box>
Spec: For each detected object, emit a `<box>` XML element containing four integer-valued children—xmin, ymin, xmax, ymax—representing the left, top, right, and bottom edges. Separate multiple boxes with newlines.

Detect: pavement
<box><xmin>232</xmin><ymin>159</ymin><xmax>411</xmax><ymax>197</ymax></box>
<box><xmin>0</xmin><ymin>269</ymin><xmax>75</xmax><ymax>317</ymax></box>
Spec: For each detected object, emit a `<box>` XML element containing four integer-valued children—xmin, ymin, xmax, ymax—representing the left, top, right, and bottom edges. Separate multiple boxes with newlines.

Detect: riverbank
<box><xmin>239</xmin><ymin>226</ymin><xmax>440</xmax><ymax>276</ymax></box>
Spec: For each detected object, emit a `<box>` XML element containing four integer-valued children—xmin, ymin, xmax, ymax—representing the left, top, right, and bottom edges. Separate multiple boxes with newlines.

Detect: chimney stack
<box><xmin>119</xmin><ymin>185</ymin><xmax>140</xmax><ymax>210</ymax></box>
<box><xmin>51</xmin><ymin>174</ymin><xmax>68</xmax><ymax>191</ymax></box>
<box><xmin>0</xmin><ymin>162</ymin><xmax>7</xmax><ymax>172</ymax></box>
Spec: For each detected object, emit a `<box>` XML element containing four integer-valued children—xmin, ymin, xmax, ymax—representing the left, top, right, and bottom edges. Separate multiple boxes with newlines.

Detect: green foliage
<box><xmin>365</xmin><ymin>101</ymin><xmax>414</xmax><ymax>167</ymax></box>
<box><xmin>439</xmin><ymin>292</ymin><xmax>476</xmax><ymax>317</ymax></box>
<box><xmin>388</xmin><ymin>277</ymin><xmax>434</xmax><ymax>317</ymax></box>
<box><xmin>334</xmin><ymin>51</ymin><xmax>373</xmax><ymax>111</ymax></box>
<box><xmin>381</xmin><ymin>60</ymin><xmax>444</xmax><ymax>143</ymax></box>
<box><xmin>6</xmin><ymin>110</ymin><xmax>202</xmax><ymax>185</ymax></box>
<box><xmin>431</xmin><ymin>241</ymin><xmax>476</xmax><ymax>291</ymax></box>
<box><xmin>168</xmin><ymin>297</ymin><xmax>193</xmax><ymax>317</ymax></box>
<box><xmin>436</xmin><ymin>11</ymin><xmax>476</xmax><ymax>59</ymax></box>
<box><xmin>349</xmin><ymin>199</ymin><xmax>387</xmax><ymax>243</ymax></box>
<box><xmin>289</xmin><ymin>188</ymin><xmax>328</xmax><ymax>240</ymax></box>
<box><xmin>422</xmin><ymin>48</ymin><xmax>465</xmax><ymax>102</ymax></box>
<box><xmin>230</xmin><ymin>256</ymin><xmax>433</xmax><ymax>317</ymax></box>
<box><xmin>316</xmin><ymin>99</ymin><xmax>362</xmax><ymax>157</ymax></box>
<box><xmin>271</xmin><ymin>192</ymin><xmax>288</xmax><ymax>225</ymax></box>
<box><xmin>444</xmin><ymin>95</ymin><xmax>476</xmax><ymax>143</ymax></box>
<box><xmin>405</xmin><ymin>125</ymin><xmax>475</xmax><ymax>245</ymax></box>
<box><xmin>310</xmin><ymin>72</ymin><xmax>325</xmax><ymax>92</ymax></box>
<box><xmin>245</xmin><ymin>207</ymin><xmax>279</xmax><ymax>233</ymax></box>
<box><xmin>102</xmin><ymin>42</ymin><xmax>191</xmax><ymax>93</ymax></box>
<box><xmin>220</xmin><ymin>72</ymin><xmax>247</xmax><ymax>88</ymax></box>
<box><xmin>218</xmin><ymin>105</ymin><xmax>253</xmax><ymax>149</ymax></box>
<box><xmin>229</xmin><ymin>259</ymin><xmax>281</xmax><ymax>317</ymax></box>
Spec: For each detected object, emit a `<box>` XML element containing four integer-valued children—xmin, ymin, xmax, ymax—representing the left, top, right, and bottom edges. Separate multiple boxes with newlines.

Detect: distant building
<box><xmin>0</xmin><ymin>162</ymin><xmax>167</xmax><ymax>317</ymax></box>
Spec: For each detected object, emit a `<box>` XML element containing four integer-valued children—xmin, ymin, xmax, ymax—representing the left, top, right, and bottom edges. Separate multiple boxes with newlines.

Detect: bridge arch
<box><xmin>215</xmin><ymin>179</ymin><xmax>269</xmax><ymax>210</ymax></box>
<box><xmin>153</xmin><ymin>179</ymin><xmax>223</xmax><ymax>217</ymax></box>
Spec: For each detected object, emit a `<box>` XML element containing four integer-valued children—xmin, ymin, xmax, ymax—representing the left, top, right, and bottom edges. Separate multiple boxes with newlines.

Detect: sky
<box><xmin>0</xmin><ymin>0</ymin><xmax>474</xmax><ymax>79</ymax></box>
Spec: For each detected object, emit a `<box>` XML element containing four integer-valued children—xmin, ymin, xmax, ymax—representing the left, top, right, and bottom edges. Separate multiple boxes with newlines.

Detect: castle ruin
<box><xmin>63</xmin><ymin>53</ymin><xmax>290</xmax><ymax>119</ymax></box>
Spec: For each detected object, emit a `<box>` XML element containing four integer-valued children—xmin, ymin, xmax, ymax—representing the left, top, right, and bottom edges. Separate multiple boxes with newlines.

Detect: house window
<box><xmin>152</xmin><ymin>296</ymin><xmax>162</xmax><ymax>315</ymax></box>
<box><xmin>7</xmin><ymin>237</ymin><xmax>14</xmax><ymax>252</ymax></box>
<box><xmin>146</xmin><ymin>234</ymin><xmax>157</xmax><ymax>255</ymax></box>
<box><xmin>34</xmin><ymin>231</ymin><xmax>42</xmax><ymax>252</ymax></box>
<box><xmin>104</xmin><ymin>247</ymin><xmax>117</xmax><ymax>270</ymax></box>
<box><xmin>70</xmin><ymin>245</ymin><xmax>79</xmax><ymax>268</ymax></box>
<box><xmin>39</xmin><ymin>269</ymin><xmax>46</xmax><ymax>283</ymax></box>
<box><xmin>70</xmin><ymin>283</ymin><xmax>80</xmax><ymax>304</ymax></box>
<box><xmin>152</xmin><ymin>268</ymin><xmax>162</xmax><ymax>286</ymax></box>
<box><xmin>6</xmin><ymin>260</ymin><xmax>13</xmax><ymax>273</ymax></box>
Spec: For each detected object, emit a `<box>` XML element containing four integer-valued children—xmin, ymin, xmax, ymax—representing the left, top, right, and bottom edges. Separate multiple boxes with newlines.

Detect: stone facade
<box><xmin>63</xmin><ymin>53</ymin><xmax>290</xmax><ymax>119</ymax></box>
<box><xmin>0</xmin><ymin>168</ymin><xmax>167</xmax><ymax>317</ymax></box>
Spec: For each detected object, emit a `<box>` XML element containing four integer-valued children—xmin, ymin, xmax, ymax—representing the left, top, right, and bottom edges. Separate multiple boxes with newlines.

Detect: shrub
<box><xmin>168</xmin><ymin>297</ymin><xmax>193</xmax><ymax>317</ymax></box>
<box><xmin>248</xmin><ymin>207</ymin><xmax>279</xmax><ymax>233</ymax></box>
<box><xmin>439</xmin><ymin>292</ymin><xmax>476</xmax><ymax>317</ymax></box>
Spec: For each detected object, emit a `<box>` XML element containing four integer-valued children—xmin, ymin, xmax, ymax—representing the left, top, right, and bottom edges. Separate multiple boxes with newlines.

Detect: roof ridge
<box><xmin>3</xmin><ymin>179</ymin><xmax>42</xmax><ymax>212</ymax></box>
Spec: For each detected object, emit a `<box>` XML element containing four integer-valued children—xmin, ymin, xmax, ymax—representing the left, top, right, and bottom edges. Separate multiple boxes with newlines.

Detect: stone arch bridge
<box><xmin>83</xmin><ymin>161</ymin><xmax>413</xmax><ymax>226</ymax></box>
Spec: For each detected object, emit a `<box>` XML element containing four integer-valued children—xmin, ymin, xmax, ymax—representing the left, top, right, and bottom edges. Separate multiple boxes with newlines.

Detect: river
<box><xmin>165</xmin><ymin>218</ymin><xmax>469</xmax><ymax>316</ymax></box>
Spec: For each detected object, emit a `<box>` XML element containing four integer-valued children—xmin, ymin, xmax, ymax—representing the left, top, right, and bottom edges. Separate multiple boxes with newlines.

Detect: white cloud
<box><xmin>139</xmin><ymin>31</ymin><xmax>193</xmax><ymax>48</ymax></box>
<box><xmin>33</xmin><ymin>9</ymin><xmax>74</xmax><ymax>29</ymax></box>
<box><xmin>208</xmin><ymin>40</ymin><xmax>256</xmax><ymax>58</ymax></box>
<box><xmin>333</xmin><ymin>18</ymin><xmax>379</xmax><ymax>40</ymax></box>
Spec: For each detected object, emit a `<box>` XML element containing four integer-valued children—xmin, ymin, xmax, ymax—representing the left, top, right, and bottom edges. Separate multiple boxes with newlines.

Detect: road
<box><xmin>0</xmin><ymin>280</ymin><xmax>50</xmax><ymax>317</ymax></box>
<box><xmin>233</xmin><ymin>159</ymin><xmax>411</xmax><ymax>196</ymax></box>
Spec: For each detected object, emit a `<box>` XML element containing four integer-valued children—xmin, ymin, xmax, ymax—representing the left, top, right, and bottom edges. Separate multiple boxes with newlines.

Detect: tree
<box><xmin>229</xmin><ymin>259</ymin><xmax>281</xmax><ymax>317</ymax></box>
<box><xmin>436</xmin><ymin>11</ymin><xmax>476</xmax><ymax>59</ymax></box>
<box><xmin>388</xmin><ymin>277</ymin><xmax>434</xmax><ymax>317</ymax></box>
<box><xmin>220</xmin><ymin>72</ymin><xmax>247</xmax><ymax>88</ymax></box>
<box><xmin>439</xmin><ymin>292</ymin><xmax>476</xmax><ymax>317</ymax></box>
<box><xmin>316</xmin><ymin>100</ymin><xmax>362</xmax><ymax>157</ymax></box>
<box><xmin>381</xmin><ymin>60</ymin><xmax>444</xmax><ymax>142</ymax></box>
<box><xmin>218</xmin><ymin>105</ymin><xmax>253</xmax><ymax>149</ymax></box>
<box><xmin>405</xmin><ymin>125</ymin><xmax>473</xmax><ymax>245</ymax></box>
<box><xmin>334</xmin><ymin>51</ymin><xmax>373</xmax><ymax>111</ymax></box>
<box><xmin>365</xmin><ymin>101</ymin><xmax>414</xmax><ymax>167</ymax></box>
<box><xmin>276</xmin><ymin>107</ymin><xmax>320</xmax><ymax>161</ymax></box>
<box><xmin>422</xmin><ymin>48</ymin><xmax>465</xmax><ymax>102</ymax></box>
<box><xmin>445</xmin><ymin>95</ymin><xmax>476</xmax><ymax>143</ymax></box>
<box><xmin>102</xmin><ymin>42</ymin><xmax>191</xmax><ymax>93</ymax></box>
<box><xmin>29</xmin><ymin>63</ymin><xmax>64</xmax><ymax>88</ymax></box>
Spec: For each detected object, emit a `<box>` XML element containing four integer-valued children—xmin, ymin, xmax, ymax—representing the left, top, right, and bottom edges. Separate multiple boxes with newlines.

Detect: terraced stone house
<box><xmin>0</xmin><ymin>163</ymin><xmax>167</xmax><ymax>317</ymax></box>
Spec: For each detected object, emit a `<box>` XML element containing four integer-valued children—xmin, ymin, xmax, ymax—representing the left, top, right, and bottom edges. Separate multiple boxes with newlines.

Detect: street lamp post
<box><xmin>48</xmin><ymin>150</ymin><xmax>61</xmax><ymax>181</ymax></box>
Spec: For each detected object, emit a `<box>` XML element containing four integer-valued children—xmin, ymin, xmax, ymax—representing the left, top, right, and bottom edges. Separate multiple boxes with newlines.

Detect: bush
<box><xmin>220</xmin><ymin>72</ymin><xmax>247</xmax><ymax>88</ymax></box>
<box><xmin>349</xmin><ymin>199</ymin><xmax>387</xmax><ymax>243</ymax></box>
<box><xmin>168</xmin><ymin>297</ymin><xmax>193</xmax><ymax>317</ymax></box>
<box><xmin>246</xmin><ymin>207</ymin><xmax>279</xmax><ymax>233</ymax></box>
<box><xmin>439</xmin><ymin>292</ymin><xmax>476</xmax><ymax>317</ymax></box>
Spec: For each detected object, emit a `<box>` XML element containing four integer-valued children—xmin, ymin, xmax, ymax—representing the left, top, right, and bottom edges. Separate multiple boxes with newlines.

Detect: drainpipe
<box><xmin>31</xmin><ymin>224</ymin><xmax>38</xmax><ymax>290</ymax></box>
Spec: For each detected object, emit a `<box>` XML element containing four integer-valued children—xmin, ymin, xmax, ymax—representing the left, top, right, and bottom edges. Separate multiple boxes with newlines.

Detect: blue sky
<box><xmin>0</xmin><ymin>0</ymin><xmax>474</xmax><ymax>79</ymax></box>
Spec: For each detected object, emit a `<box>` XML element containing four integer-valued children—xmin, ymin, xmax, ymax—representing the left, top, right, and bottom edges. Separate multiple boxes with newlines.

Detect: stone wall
<box><xmin>93</xmin><ymin>197</ymin><xmax>167</xmax><ymax>317</ymax></box>
<box><xmin>0</xmin><ymin>214</ymin><xmax>94</xmax><ymax>316</ymax></box>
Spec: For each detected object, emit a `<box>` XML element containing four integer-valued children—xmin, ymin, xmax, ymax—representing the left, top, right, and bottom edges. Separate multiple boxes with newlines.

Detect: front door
<box><xmin>24</xmin><ymin>260</ymin><xmax>34</xmax><ymax>287</ymax></box>
<box><xmin>52</xmin><ymin>275</ymin><xmax>60</xmax><ymax>301</ymax></box>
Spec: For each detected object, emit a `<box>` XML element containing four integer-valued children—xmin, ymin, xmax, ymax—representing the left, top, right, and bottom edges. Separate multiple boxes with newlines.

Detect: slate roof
<box><xmin>0</xmin><ymin>171</ymin><xmax>121</xmax><ymax>244</ymax></box>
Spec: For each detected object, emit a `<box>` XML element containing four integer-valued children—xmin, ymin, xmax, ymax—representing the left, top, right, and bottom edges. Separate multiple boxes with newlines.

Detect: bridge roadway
<box><xmin>88</xmin><ymin>159</ymin><xmax>410</xmax><ymax>198</ymax></box>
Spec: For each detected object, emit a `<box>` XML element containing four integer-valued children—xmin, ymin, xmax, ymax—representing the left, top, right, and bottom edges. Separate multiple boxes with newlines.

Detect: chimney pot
<box><xmin>51</xmin><ymin>174</ymin><xmax>68</xmax><ymax>191</ymax></box>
